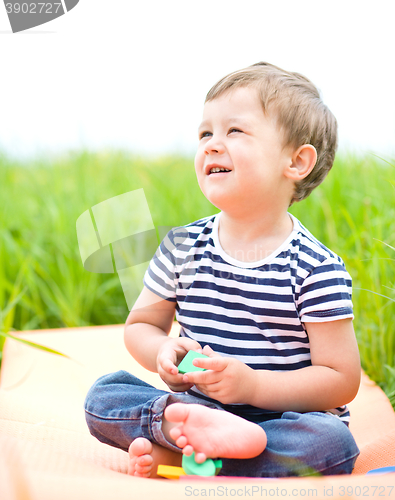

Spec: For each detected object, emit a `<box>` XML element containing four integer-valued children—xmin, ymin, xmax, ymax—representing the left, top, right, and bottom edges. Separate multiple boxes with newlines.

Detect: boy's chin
<box><xmin>201</xmin><ymin>189</ymin><xmax>234</xmax><ymax>212</ymax></box>
<box><xmin>205</xmin><ymin>197</ymin><xmax>229</xmax><ymax>213</ymax></box>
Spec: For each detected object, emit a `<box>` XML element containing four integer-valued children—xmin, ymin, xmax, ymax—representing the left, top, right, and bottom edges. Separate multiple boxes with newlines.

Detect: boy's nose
<box><xmin>204</xmin><ymin>136</ymin><xmax>225</xmax><ymax>155</ymax></box>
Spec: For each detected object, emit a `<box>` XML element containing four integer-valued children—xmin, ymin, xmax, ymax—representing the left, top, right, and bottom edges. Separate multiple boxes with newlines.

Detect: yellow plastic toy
<box><xmin>156</xmin><ymin>465</ymin><xmax>186</xmax><ymax>479</ymax></box>
<box><xmin>157</xmin><ymin>453</ymin><xmax>222</xmax><ymax>479</ymax></box>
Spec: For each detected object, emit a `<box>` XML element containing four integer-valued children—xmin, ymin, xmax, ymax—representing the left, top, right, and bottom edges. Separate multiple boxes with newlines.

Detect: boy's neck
<box><xmin>217</xmin><ymin>210</ymin><xmax>294</xmax><ymax>263</ymax></box>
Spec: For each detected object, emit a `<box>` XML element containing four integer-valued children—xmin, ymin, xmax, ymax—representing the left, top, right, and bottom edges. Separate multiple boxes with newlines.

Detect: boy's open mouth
<box><xmin>207</xmin><ymin>166</ymin><xmax>232</xmax><ymax>175</ymax></box>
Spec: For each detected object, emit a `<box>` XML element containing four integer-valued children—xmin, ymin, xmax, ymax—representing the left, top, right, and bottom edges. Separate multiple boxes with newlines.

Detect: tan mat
<box><xmin>1</xmin><ymin>324</ymin><xmax>395</xmax><ymax>500</ymax></box>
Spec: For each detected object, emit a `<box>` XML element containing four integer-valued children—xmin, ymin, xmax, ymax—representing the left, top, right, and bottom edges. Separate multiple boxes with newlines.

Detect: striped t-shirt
<box><xmin>144</xmin><ymin>212</ymin><xmax>354</xmax><ymax>423</ymax></box>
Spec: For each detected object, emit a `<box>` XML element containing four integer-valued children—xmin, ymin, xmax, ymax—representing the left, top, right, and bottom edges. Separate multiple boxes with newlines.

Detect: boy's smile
<box><xmin>205</xmin><ymin>163</ymin><xmax>232</xmax><ymax>175</ymax></box>
<box><xmin>194</xmin><ymin>86</ymin><xmax>295</xmax><ymax>218</ymax></box>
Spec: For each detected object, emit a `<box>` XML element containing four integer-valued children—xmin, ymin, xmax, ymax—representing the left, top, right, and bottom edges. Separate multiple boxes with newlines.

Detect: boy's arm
<box><xmin>124</xmin><ymin>286</ymin><xmax>202</xmax><ymax>391</ymax></box>
<box><xmin>185</xmin><ymin>318</ymin><xmax>360</xmax><ymax>412</ymax></box>
<box><xmin>124</xmin><ymin>286</ymin><xmax>176</xmax><ymax>372</ymax></box>
<box><xmin>249</xmin><ymin>318</ymin><xmax>361</xmax><ymax>412</ymax></box>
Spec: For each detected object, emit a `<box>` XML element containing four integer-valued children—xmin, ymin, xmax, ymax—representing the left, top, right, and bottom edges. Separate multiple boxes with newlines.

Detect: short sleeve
<box><xmin>297</xmin><ymin>257</ymin><xmax>354</xmax><ymax>322</ymax></box>
<box><xmin>143</xmin><ymin>226</ymin><xmax>188</xmax><ymax>302</ymax></box>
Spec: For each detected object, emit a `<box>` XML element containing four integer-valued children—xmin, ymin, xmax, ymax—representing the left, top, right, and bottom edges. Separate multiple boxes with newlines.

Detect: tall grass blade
<box><xmin>0</xmin><ymin>330</ymin><xmax>69</xmax><ymax>358</ymax></box>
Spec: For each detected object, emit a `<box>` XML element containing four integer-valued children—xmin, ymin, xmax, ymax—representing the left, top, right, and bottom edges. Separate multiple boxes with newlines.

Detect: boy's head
<box><xmin>205</xmin><ymin>62</ymin><xmax>338</xmax><ymax>204</ymax></box>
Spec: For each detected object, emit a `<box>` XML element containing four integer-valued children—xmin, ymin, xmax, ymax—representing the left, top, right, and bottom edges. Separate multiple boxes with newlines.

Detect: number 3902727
<box><xmin>5</xmin><ymin>3</ymin><xmax>62</xmax><ymax>14</ymax></box>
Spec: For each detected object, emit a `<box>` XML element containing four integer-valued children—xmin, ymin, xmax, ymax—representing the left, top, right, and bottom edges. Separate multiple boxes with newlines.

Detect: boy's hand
<box><xmin>156</xmin><ymin>337</ymin><xmax>203</xmax><ymax>392</ymax></box>
<box><xmin>182</xmin><ymin>345</ymin><xmax>254</xmax><ymax>405</ymax></box>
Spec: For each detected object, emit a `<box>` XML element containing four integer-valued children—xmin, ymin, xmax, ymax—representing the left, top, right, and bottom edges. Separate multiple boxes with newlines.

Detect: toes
<box><xmin>128</xmin><ymin>457</ymin><xmax>137</xmax><ymax>475</ymax></box>
<box><xmin>133</xmin><ymin>470</ymin><xmax>151</xmax><ymax>478</ymax></box>
<box><xmin>194</xmin><ymin>452</ymin><xmax>207</xmax><ymax>464</ymax></box>
<box><xmin>169</xmin><ymin>425</ymin><xmax>183</xmax><ymax>441</ymax></box>
<box><xmin>128</xmin><ymin>438</ymin><xmax>155</xmax><ymax>478</ymax></box>
<box><xmin>135</xmin><ymin>463</ymin><xmax>152</xmax><ymax>475</ymax></box>
<box><xmin>182</xmin><ymin>444</ymin><xmax>194</xmax><ymax>456</ymax></box>
<box><xmin>136</xmin><ymin>454</ymin><xmax>153</xmax><ymax>467</ymax></box>
<box><xmin>164</xmin><ymin>403</ymin><xmax>189</xmax><ymax>423</ymax></box>
<box><xmin>129</xmin><ymin>437</ymin><xmax>152</xmax><ymax>457</ymax></box>
<box><xmin>175</xmin><ymin>435</ymin><xmax>188</xmax><ymax>449</ymax></box>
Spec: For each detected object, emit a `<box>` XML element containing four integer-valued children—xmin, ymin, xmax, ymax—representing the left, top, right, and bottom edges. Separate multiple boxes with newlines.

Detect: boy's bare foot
<box><xmin>164</xmin><ymin>403</ymin><xmax>267</xmax><ymax>463</ymax></box>
<box><xmin>128</xmin><ymin>437</ymin><xmax>181</xmax><ymax>478</ymax></box>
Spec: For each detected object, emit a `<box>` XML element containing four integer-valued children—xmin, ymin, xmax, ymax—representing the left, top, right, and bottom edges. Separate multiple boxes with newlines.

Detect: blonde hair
<box><xmin>205</xmin><ymin>62</ymin><xmax>338</xmax><ymax>204</ymax></box>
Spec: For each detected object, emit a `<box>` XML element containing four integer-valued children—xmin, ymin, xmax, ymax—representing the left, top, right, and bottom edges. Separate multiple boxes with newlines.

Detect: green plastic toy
<box><xmin>177</xmin><ymin>350</ymin><xmax>209</xmax><ymax>374</ymax></box>
<box><xmin>182</xmin><ymin>453</ymin><xmax>222</xmax><ymax>476</ymax></box>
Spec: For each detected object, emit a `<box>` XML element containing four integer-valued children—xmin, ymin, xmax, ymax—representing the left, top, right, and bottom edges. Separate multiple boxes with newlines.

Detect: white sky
<box><xmin>0</xmin><ymin>0</ymin><xmax>394</xmax><ymax>160</ymax></box>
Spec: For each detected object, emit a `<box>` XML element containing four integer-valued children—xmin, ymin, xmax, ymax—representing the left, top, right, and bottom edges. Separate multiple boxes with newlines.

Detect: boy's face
<box><xmin>195</xmin><ymin>86</ymin><xmax>294</xmax><ymax>216</ymax></box>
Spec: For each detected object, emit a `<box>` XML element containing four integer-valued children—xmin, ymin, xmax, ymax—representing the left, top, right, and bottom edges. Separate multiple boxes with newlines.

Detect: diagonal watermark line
<box><xmin>59</xmin><ymin>0</ymin><xmax>67</xmax><ymax>13</ymax></box>
<box><xmin>76</xmin><ymin>189</ymin><xmax>190</xmax><ymax>310</ymax></box>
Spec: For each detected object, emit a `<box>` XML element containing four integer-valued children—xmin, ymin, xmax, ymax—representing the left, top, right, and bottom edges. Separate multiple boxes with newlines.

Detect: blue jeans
<box><xmin>84</xmin><ymin>370</ymin><xmax>359</xmax><ymax>477</ymax></box>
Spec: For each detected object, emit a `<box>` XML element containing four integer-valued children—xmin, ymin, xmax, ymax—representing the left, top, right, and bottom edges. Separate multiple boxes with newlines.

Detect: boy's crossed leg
<box><xmin>128</xmin><ymin>402</ymin><xmax>267</xmax><ymax>478</ymax></box>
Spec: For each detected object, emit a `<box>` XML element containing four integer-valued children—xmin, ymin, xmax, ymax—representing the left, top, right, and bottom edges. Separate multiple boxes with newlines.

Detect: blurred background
<box><xmin>0</xmin><ymin>0</ymin><xmax>394</xmax><ymax>402</ymax></box>
<box><xmin>0</xmin><ymin>0</ymin><xmax>394</xmax><ymax>159</ymax></box>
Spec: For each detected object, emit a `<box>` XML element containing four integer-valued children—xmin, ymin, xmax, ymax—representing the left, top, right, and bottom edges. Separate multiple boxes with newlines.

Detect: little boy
<box><xmin>84</xmin><ymin>62</ymin><xmax>361</xmax><ymax>478</ymax></box>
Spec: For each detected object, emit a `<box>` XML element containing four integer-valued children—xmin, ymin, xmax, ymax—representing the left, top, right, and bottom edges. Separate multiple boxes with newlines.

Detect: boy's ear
<box><xmin>285</xmin><ymin>144</ymin><xmax>317</xmax><ymax>181</ymax></box>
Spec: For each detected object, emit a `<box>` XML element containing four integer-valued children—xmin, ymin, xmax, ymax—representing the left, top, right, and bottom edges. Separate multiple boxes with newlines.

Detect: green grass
<box><xmin>1</xmin><ymin>150</ymin><xmax>394</xmax><ymax>406</ymax></box>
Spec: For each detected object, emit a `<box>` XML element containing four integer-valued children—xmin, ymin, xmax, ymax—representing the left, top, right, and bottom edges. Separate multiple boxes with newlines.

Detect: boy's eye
<box><xmin>199</xmin><ymin>131</ymin><xmax>212</xmax><ymax>140</ymax></box>
<box><xmin>229</xmin><ymin>128</ymin><xmax>242</xmax><ymax>134</ymax></box>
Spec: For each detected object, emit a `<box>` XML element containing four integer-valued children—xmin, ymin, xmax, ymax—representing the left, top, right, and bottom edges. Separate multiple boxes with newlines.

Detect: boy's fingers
<box><xmin>178</xmin><ymin>338</ymin><xmax>202</xmax><ymax>352</ymax></box>
<box><xmin>183</xmin><ymin>369</ymin><xmax>220</xmax><ymax>385</ymax></box>
<box><xmin>201</xmin><ymin>345</ymin><xmax>221</xmax><ymax>357</ymax></box>
<box><xmin>161</xmin><ymin>358</ymin><xmax>180</xmax><ymax>375</ymax></box>
<box><xmin>193</xmin><ymin>355</ymin><xmax>227</xmax><ymax>371</ymax></box>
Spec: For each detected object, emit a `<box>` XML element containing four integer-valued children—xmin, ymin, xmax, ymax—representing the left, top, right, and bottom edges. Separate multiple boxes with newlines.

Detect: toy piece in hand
<box><xmin>177</xmin><ymin>350</ymin><xmax>209</xmax><ymax>374</ymax></box>
<box><xmin>182</xmin><ymin>452</ymin><xmax>222</xmax><ymax>476</ymax></box>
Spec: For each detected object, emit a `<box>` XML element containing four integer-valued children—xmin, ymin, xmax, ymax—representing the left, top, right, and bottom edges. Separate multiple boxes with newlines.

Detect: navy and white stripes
<box><xmin>144</xmin><ymin>213</ymin><xmax>353</xmax><ymax>422</ymax></box>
